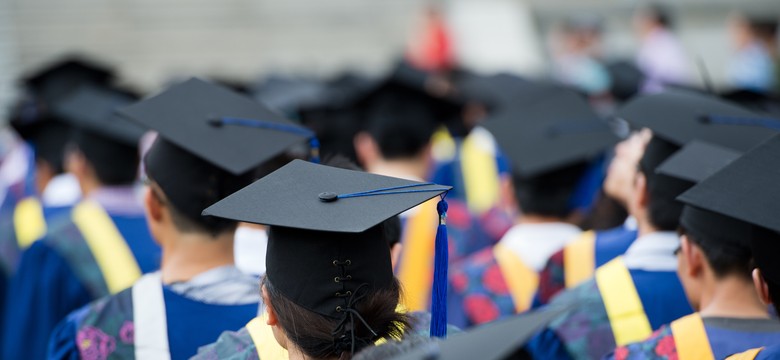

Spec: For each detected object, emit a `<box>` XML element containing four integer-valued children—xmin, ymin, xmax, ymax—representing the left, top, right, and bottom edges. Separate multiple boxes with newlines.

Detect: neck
<box><xmin>635</xmin><ymin>212</ymin><xmax>660</xmax><ymax>238</ymax></box>
<box><xmin>699</xmin><ymin>274</ymin><xmax>770</xmax><ymax>318</ymax></box>
<box><xmin>366</xmin><ymin>157</ymin><xmax>428</xmax><ymax>181</ymax></box>
<box><xmin>518</xmin><ymin>214</ymin><xmax>566</xmax><ymax>225</ymax></box>
<box><xmin>160</xmin><ymin>230</ymin><xmax>236</xmax><ymax>284</ymax></box>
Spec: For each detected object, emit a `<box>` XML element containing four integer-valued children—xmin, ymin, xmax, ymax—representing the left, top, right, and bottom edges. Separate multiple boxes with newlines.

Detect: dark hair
<box><xmin>148</xmin><ymin>180</ymin><xmax>238</xmax><ymax>237</ymax></box>
<box><xmin>72</xmin><ymin>129</ymin><xmax>139</xmax><ymax>186</ymax></box>
<box><xmin>679</xmin><ymin>225</ymin><xmax>753</xmax><ymax>281</ymax></box>
<box><xmin>383</xmin><ymin>216</ymin><xmax>402</xmax><ymax>249</ymax></box>
<box><xmin>263</xmin><ymin>276</ymin><xmax>411</xmax><ymax>360</ymax></box>
<box><xmin>642</xmin><ymin>3</ymin><xmax>673</xmax><ymax>29</ymax></box>
<box><xmin>364</xmin><ymin>92</ymin><xmax>439</xmax><ymax>160</ymax></box>
<box><xmin>638</xmin><ymin>137</ymin><xmax>690</xmax><ymax>231</ymax></box>
<box><xmin>513</xmin><ymin>161</ymin><xmax>589</xmax><ymax>218</ymax></box>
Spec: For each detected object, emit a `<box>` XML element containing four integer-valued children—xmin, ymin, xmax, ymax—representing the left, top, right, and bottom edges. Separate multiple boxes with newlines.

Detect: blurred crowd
<box><xmin>1</xmin><ymin>2</ymin><xmax>780</xmax><ymax>360</ymax></box>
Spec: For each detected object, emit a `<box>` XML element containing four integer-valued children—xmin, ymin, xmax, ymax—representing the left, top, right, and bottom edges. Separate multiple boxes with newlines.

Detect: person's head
<box><xmin>675</xmin><ymin>205</ymin><xmax>759</xmax><ymax>310</ymax></box>
<box><xmin>143</xmin><ymin>138</ymin><xmax>252</xmax><ymax>240</ymax></box>
<box><xmin>633</xmin><ymin>3</ymin><xmax>673</xmax><ymax>37</ymax></box>
<box><xmin>603</xmin><ymin>129</ymin><xmax>652</xmax><ymax>207</ymax></box>
<box><xmin>202</xmin><ymin>160</ymin><xmax>450</xmax><ymax>359</ymax></box>
<box><xmin>629</xmin><ymin>135</ymin><xmax>692</xmax><ymax>231</ymax></box>
<box><xmin>65</xmin><ymin>128</ymin><xmax>139</xmax><ymax>193</ymax></box>
<box><xmin>513</xmin><ymin>160</ymin><xmax>590</xmax><ymax>221</ymax></box>
<box><xmin>729</xmin><ymin>13</ymin><xmax>779</xmax><ymax>51</ymax></box>
<box><xmin>354</xmin><ymin>88</ymin><xmax>439</xmax><ymax>169</ymax></box>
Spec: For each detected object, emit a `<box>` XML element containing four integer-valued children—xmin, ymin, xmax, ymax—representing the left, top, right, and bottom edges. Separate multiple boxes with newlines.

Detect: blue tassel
<box><xmin>309</xmin><ymin>137</ymin><xmax>320</xmax><ymax>164</ymax></box>
<box><xmin>430</xmin><ymin>197</ymin><xmax>449</xmax><ymax>338</ymax></box>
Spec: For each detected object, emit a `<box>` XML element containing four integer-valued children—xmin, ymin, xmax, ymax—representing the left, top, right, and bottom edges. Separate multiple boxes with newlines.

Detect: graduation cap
<box><xmin>654</xmin><ymin>141</ymin><xmax>750</xmax><ymax>252</ymax></box>
<box><xmin>454</xmin><ymin>73</ymin><xmax>560</xmax><ymax>112</ymax></box>
<box><xmin>484</xmin><ymin>89</ymin><xmax>618</xmax><ymax>178</ymax></box>
<box><xmin>655</xmin><ymin>141</ymin><xmax>741</xmax><ymax>183</ymax></box>
<box><xmin>677</xmin><ymin>135</ymin><xmax>780</xmax><ymax>284</ymax></box>
<box><xmin>118</xmin><ymin>77</ymin><xmax>315</xmax><ymax>222</ymax></box>
<box><xmin>203</xmin><ymin>160</ymin><xmax>453</xmax><ymax>336</ymax></box>
<box><xmin>605</xmin><ymin>60</ymin><xmax>644</xmax><ymax>103</ymax></box>
<box><xmin>21</xmin><ymin>55</ymin><xmax>115</xmax><ymax>102</ymax></box>
<box><xmin>51</xmin><ymin>84</ymin><xmax>145</xmax><ymax>146</ymax></box>
<box><xmin>389</xmin><ymin>306</ymin><xmax>570</xmax><ymax>360</ymax></box>
<box><xmin>118</xmin><ymin>77</ymin><xmax>317</xmax><ymax>175</ymax></box>
<box><xmin>616</xmin><ymin>89</ymin><xmax>779</xmax><ymax>152</ymax></box>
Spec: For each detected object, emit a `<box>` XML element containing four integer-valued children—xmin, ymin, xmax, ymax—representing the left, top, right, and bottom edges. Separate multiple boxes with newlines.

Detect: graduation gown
<box><xmin>728</xmin><ymin>344</ymin><xmax>780</xmax><ymax>360</ymax></box>
<box><xmin>525</xmin><ymin>234</ymin><xmax>693</xmax><ymax>360</ymax></box>
<box><xmin>1</xmin><ymin>193</ymin><xmax>159</xmax><ymax>360</ymax></box>
<box><xmin>535</xmin><ymin>226</ymin><xmax>638</xmax><ymax>307</ymax></box>
<box><xmin>447</xmin><ymin>223</ymin><xmax>582</xmax><ymax>329</ymax></box>
<box><xmin>190</xmin><ymin>310</ymin><xmax>449</xmax><ymax>360</ymax></box>
<box><xmin>48</xmin><ymin>269</ymin><xmax>259</xmax><ymax>360</ymax></box>
<box><xmin>606</xmin><ymin>314</ymin><xmax>780</xmax><ymax>360</ymax></box>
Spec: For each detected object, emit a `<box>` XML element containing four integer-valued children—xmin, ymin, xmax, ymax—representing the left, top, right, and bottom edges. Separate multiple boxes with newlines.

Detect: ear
<box><xmin>64</xmin><ymin>146</ymin><xmax>87</xmax><ymax>178</ymax></box>
<box><xmin>262</xmin><ymin>284</ymin><xmax>279</xmax><ymax>326</ymax></box>
<box><xmin>390</xmin><ymin>243</ymin><xmax>403</xmax><ymax>271</ymax></box>
<box><xmin>680</xmin><ymin>235</ymin><xmax>703</xmax><ymax>278</ymax></box>
<box><xmin>753</xmin><ymin>268</ymin><xmax>773</xmax><ymax>306</ymax></box>
<box><xmin>144</xmin><ymin>187</ymin><xmax>164</xmax><ymax>223</ymax></box>
<box><xmin>354</xmin><ymin>131</ymin><xmax>380</xmax><ymax>168</ymax></box>
<box><xmin>635</xmin><ymin>171</ymin><xmax>649</xmax><ymax>209</ymax></box>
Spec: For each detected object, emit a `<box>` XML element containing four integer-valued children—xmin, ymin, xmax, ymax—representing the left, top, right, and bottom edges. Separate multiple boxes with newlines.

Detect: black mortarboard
<box><xmin>605</xmin><ymin>60</ymin><xmax>645</xmax><ymax>103</ymax></box>
<box><xmin>655</xmin><ymin>141</ymin><xmax>741</xmax><ymax>183</ymax></box>
<box><xmin>616</xmin><ymin>89</ymin><xmax>779</xmax><ymax>152</ymax></box>
<box><xmin>455</xmin><ymin>73</ymin><xmax>560</xmax><ymax>112</ymax></box>
<box><xmin>22</xmin><ymin>55</ymin><xmax>114</xmax><ymax>102</ymax></box>
<box><xmin>655</xmin><ymin>140</ymin><xmax>751</xmax><ymax>253</ymax></box>
<box><xmin>720</xmin><ymin>89</ymin><xmax>780</xmax><ymax>119</ymax></box>
<box><xmin>118</xmin><ymin>77</ymin><xmax>314</xmax><ymax>175</ymax></box>
<box><xmin>390</xmin><ymin>306</ymin><xmax>569</xmax><ymax>360</ymax></box>
<box><xmin>484</xmin><ymin>89</ymin><xmax>618</xmax><ymax>177</ymax></box>
<box><xmin>118</xmin><ymin>78</ymin><xmax>313</xmax><ymax>222</ymax></box>
<box><xmin>678</xmin><ymin>135</ymin><xmax>780</xmax><ymax>284</ymax></box>
<box><xmin>51</xmin><ymin>84</ymin><xmax>145</xmax><ymax>146</ymax></box>
<box><xmin>203</xmin><ymin>160</ymin><xmax>452</xmax><ymax>329</ymax></box>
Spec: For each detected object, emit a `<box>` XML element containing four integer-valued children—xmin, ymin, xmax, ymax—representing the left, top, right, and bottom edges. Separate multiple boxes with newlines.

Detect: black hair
<box><xmin>513</xmin><ymin>161</ymin><xmax>589</xmax><ymax>218</ymax></box>
<box><xmin>679</xmin><ymin>225</ymin><xmax>753</xmax><ymax>281</ymax></box>
<box><xmin>148</xmin><ymin>180</ymin><xmax>239</xmax><ymax>237</ymax></box>
<box><xmin>642</xmin><ymin>3</ymin><xmax>673</xmax><ymax>29</ymax></box>
<box><xmin>364</xmin><ymin>90</ymin><xmax>440</xmax><ymax>160</ymax></box>
<box><xmin>71</xmin><ymin>128</ymin><xmax>139</xmax><ymax>186</ymax></box>
<box><xmin>638</xmin><ymin>137</ymin><xmax>691</xmax><ymax>231</ymax></box>
<box><xmin>263</xmin><ymin>276</ymin><xmax>411</xmax><ymax>360</ymax></box>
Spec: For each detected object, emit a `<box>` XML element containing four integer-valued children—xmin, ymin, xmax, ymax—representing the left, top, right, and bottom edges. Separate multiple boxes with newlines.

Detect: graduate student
<box><xmin>662</xmin><ymin>135</ymin><xmax>780</xmax><ymax>360</ymax></box>
<box><xmin>1</xmin><ymin>83</ymin><xmax>157</xmax><ymax>360</ymax></box>
<box><xmin>47</xmin><ymin>78</ymin><xmax>313</xmax><ymax>360</ymax></box>
<box><xmin>447</xmin><ymin>89</ymin><xmax>618</xmax><ymax>328</ymax></box>
<box><xmin>607</xmin><ymin>141</ymin><xmax>780</xmax><ymax>359</ymax></box>
<box><xmin>0</xmin><ymin>57</ymin><xmax>113</xmax><ymax>275</ymax></box>
<box><xmin>535</xmin><ymin>129</ymin><xmax>650</xmax><ymax>305</ymax></box>
<box><xmin>525</xmin><ymin>90</ymin><xmax>778</xmax><ymax>360</ymax></box>
<box><xmin>353</xmin><ymin>72</ymin><xmax>481</xmax><ymax>314</ymax></box>
<box><xmin>198</xmin><ymin>160</ymin><xmax>451</xmax><ymax>359</ymax></box>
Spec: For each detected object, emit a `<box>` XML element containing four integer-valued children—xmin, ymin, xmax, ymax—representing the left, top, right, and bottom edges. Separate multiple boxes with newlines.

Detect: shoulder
<box><xmin>192</xmin><ymin>327</ymin><xmax>258</xmax><ymax>360</ymax></box>
<box><xmin>608</xmin><ymin>326</ymin><xmax>675</xmax><ymax>360</ymax></box>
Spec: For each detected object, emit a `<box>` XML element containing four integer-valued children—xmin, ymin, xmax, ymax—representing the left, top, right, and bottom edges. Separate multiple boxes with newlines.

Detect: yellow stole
<box><xmin>396</xmin><ymin>199</ymin><xmax>439</xmax><ymax>312</ymax></box>
<box><xmin>493</xmin><ymin>244</ymin><xmax>538</xmax><ymax>313</ymax></box>
<box><xmin>14</xmin><ymin>197</ymin><xmax>47</xmax><ymax>249</ymax></box>
<box><xmin>670</xmin><ymin>313</ymin><xmax>714</xmax><ymax>360</ymax></box>
<box><xmin>595</xmin><ymin>257</ymin><xmax>652</xmax><ymax>346</ymax></box>
<box><xmin>563</xmin><ymin>230</ymin><xmax>596</xmax><ymax>288</ymax></box>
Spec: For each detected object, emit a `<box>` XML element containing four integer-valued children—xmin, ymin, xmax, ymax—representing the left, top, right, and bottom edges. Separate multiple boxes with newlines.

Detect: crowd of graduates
<box><xmin>1</xmin><ymin>3</ymin><xmax>780</xmax><ymax>360</ymax></box>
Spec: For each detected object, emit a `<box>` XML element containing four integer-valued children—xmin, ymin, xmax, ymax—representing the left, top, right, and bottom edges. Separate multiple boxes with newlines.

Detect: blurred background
<box><xmin>1</xmin><ymin>0</ymin><xmax>779</xmax><ymax>121</ymax></box>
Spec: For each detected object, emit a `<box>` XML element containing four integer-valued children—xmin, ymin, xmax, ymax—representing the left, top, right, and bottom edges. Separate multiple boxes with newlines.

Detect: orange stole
<box><xmin>396</xmin><ymin>199</ymin><xmax>439</xmax><ymax>312</ymax></box>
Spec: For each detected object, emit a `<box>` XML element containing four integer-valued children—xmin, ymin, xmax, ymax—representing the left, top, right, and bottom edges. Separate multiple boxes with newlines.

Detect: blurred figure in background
<box><xmin>728</xmin><ymin>12</ymin><xmax>778</xmax><ymax>93</ymax></box>
<box><xmin>2</xmin><ymin>83</ymin><xmax>160</xmax><ymax>360</ymax></box>
<box><xmin>633</xmin><ymin>3</ymin><xmax>691</xmax><ymax>92</ymax></box>
<box><xmin>550</xmin><ymin>15</ymin><xmax>611</xmax><ymax>97</ymax></box>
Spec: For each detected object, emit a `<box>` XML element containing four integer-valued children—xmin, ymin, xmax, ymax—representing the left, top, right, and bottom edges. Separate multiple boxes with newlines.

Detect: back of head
<box><xmin>638</xmin><ymin>136</ymin><xmax>692</xmax><ymax>231</ymax></box>
<box><xmin>71</xmin><ymin>128</ymin><xmax>139</xmax><ymax>186</ymax></box>
<box><xmin>514</xmin><ymin>161</ymin><xmax>590</xmax><ymax>219</ymax></box>
<box><xmin>363</xmin><ymin>86</ymin><xmax>440</xmax><ymax>160</ymax></box>
<box><xmin>680</xmin><ymin>205</ymin><xmax>758</xmax><ymax>280</ymax></box>
<box><xmin>641</xmin><ymin>2</ymin><xmax>674</xmax><ymax>29</ymax></box>
<box><xmin>144</xmin><ymin>138</ymin><xmax>253</xmax><ymax>235</ymax></box>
